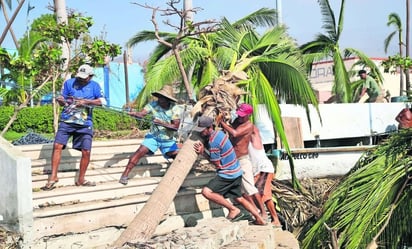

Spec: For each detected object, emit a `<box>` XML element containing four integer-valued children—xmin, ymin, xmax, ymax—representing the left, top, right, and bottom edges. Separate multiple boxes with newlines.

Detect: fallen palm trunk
<box><xmin>114</xmin><ymin>71</ymin><xmax>257</xmax><ymax>246</ymax></box>
<box><xmin>113</xmin><ymin>133</ymin><xmax>201</xmax><ymax>247</ymax></box>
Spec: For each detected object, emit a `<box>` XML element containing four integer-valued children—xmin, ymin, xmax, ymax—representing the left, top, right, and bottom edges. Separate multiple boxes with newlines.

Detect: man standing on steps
<box><xmin>42</xmin><ymin>64</ymin><xmax>106</xmax><ymax>190</ymax></box>
<box><xmin>219</xmin><ymin>103</ymin><xmax>267</xmax><ymax>219</ymax></box>
<box><xmin>193</xmin><ymin>116</ymin><xmax>266</xmax><ymax>225</ymax></box>
<box><xmin>118</xmin><ymin>85</ymin><xmax>182</xmax><ymax>185</ymax></box>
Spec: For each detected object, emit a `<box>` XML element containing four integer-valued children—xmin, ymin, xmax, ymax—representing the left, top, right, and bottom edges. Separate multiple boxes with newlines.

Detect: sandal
<box><xmin>75</xmin><ymin>180</ymin><xmax>96</xmax><ymax>187</ymax></box>
<box><xmin>119</xmin><ymin>176</ymin><xmax>128</xmax><ymax>185</ymax></box>
<box><xmin>229</xmin><ymin>212</ymin><xmax>246</xmax><ymax>222</ymax></box>
<box><xmin>41</xmin><ymin>180</ymin><xmax>58</xmax><ymax>191</ymax></box>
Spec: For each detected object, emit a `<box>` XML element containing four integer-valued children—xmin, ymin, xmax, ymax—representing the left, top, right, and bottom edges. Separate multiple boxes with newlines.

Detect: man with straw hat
<box><xmin>119</xmin><ymin>85</ymin><xmax>182</xmax><ymax>185</ymax></box>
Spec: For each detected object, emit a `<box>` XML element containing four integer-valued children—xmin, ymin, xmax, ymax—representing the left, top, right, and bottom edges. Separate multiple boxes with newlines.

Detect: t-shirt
<box><xmin>248</xmin><ymin>142</ymin><xmax>274</xmax><ymax>175</ymax></box>
<box><xmin>208</xmin><ymin>130</ymin><xmax>243</xmax><ymax>179</ymax></box>
<box><xmin>362</xmin><ymin>76</ymin><xmax>380</xmax><ymax>98</ymax></box>
<box><xmin>60</xmin><ymin>78</ymin><xmax>104</xmax><ymax>127</ymax></box>
<box><xmin>144</xmin><ymin>101</ymin><xmax>182</xmax><ymax>140</ymax></box>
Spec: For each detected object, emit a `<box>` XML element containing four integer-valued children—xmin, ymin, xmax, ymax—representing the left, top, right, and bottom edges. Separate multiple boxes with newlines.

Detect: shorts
<box><xmin>54</xmin><ymin>122</ymin><xmax>93</xmax><ymax>151</ymax></box>
<box><xmin>142</xmin><ymin>133</ymin><xmax>179</xmax><ymax>158</ymax></box>
<box><xmin>206</xmin><ymin>175</ymin><xmax>242</xmax><ymax>199</ymax></box>
<box><xmin>254</xmin><ymin>172</ymin><xmax>274</xmax><ymax>202</ymax></box>
<box><xmin>238</xmin><ymin>156</ymin><xmax>259</xmax><ymax>196</ymax></box>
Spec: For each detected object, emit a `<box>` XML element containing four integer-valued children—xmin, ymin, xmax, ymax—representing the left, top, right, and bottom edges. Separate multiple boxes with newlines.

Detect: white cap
<box><xmin>76</xmin><ymin>64</ymin><xmax>94</xmax><ymax>79</ymax></box>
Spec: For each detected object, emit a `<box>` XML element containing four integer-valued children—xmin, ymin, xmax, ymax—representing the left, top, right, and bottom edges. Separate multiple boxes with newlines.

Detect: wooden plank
<box><xmin>281</xmin><ymin>117</ymin><xmax>304</xmax><ymax>148</ymax></box>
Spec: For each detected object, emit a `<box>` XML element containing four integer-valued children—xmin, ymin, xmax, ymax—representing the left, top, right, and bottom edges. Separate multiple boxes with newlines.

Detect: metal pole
<box><xmin>123</xmin><ymin>50</ymin><xmax>130</xmax><ymax>106</ymax></box>
<box><xmin>276</xmin><ymin>0</ymin><xmax>282</xmax><ymax>25</ymax></box>
<box><xmin>184</xmin><ymin>0</ymin><xmax>193</xmax><ymax>22</ymax></box>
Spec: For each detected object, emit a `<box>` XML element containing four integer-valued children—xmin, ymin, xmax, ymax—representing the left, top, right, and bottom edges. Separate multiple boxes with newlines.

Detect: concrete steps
<box><xmin>18</xmin><ymin>139</ymin><xmax>222</xmax><ymax>243</ymax></box>
<box><xmin>16</xmin><ymin>138</ymin><xmax>299</xmax><ymax>248</ymax></box>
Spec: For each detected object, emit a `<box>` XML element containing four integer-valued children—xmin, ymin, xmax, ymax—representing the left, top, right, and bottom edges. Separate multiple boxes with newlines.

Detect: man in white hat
<box><xmin>119</xmin><ymin>85</ymin><xmax>182</xmax><ymax>185</ymax></box>
<box><xmin>42</xmin><ymin>64</ymin><xmax>106</xmax><ymax>190</ymax></box>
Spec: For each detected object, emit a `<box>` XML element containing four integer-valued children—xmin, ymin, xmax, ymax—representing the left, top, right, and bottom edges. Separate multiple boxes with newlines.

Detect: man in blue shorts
<box><xmin>193</xmin><ymin>116</ymin><xmax>266</xmax><ymax>225</ymax></box>
<box><xmin>42</xmin><ymin>64</ymin><xmax>106</xmax><ymax>190</ymax></box>
<box><xmin>119</xmin><ymin>85</ymin><xmax>182</xmax><ymax>185</ymax></box>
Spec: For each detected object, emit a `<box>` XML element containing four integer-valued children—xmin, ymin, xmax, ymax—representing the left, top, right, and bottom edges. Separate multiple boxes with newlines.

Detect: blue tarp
<box><xmin>93</xmin><ymin>62</ymin><xmax>144</xmax><ymax>109</ymax></box>
<box><xmin>3</xmin><ymin>59</ymin><xmax>145</xmax><ymax>108</ymax></box>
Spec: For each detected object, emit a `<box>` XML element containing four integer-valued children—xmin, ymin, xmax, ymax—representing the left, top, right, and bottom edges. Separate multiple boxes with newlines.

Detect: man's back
<box><xmin>209</xmin><ymin>130</ymin><xmax>242</xmax><ymax>179</ymax></box>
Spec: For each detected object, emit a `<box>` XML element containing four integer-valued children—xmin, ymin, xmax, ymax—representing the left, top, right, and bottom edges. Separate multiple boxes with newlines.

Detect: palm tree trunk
<box><xmin>399</xmin><ymin>38</ymin><xmax>405</xmax><ymax>95</ymax></box>
<box><xmin>0</xmin><ymin>0</ymin><xmax>25</xmax><ymax>46</ymax></box>
<box><xmin>172</xmin><ymin>47</ymin><xmax>193</xmax><ymax>101</ymax></box>
<box><xmin>113</xmin><ymin>133</ymin><xmax>201</xmax><ymax>246</ymax></box>
<box><xmin>54</xmin><ymin>0</ymin><xmax>69</xmax><ymax>75</ymax></box>
<box><xmin>405</xmin><ymin>0</ymin><xmax>410</xmax><ymax>94</ymax></box>
<box><xmin>53</xmin><ymin>0</ymin><xmax>69</xmax><ymax>133</ymax></box>
<box><xmin>0</xmin><ymin>0</ymin><xmax>19</xmax><ymax>48</ymax></box>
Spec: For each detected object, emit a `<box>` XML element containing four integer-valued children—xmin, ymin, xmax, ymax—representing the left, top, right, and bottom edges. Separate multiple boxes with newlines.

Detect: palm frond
<box><xmin>331</xmin><ymin>50</ymin><xmax>351</xmax><ymax>102</ymax></box>
<box><xmin>336</xmin><ymin>0</ymin><xmax>346</xmax><ymax>39</ymax></box>
<box><xmin>232</xmin><ymin>8</ymin><xmax>278</xmax><ymax>29</ymax></box>
<box><xmin>127</xmin><ymin>30</ymin><xmax>176</xmax><ymax>47</ymax></box>
<box><xmin>384</xmin><ymin>32</ymin><xmax>397</xmax><ymax>54</ymax></box>
<box><xmin>347</xmin><ymin>48</ymin><xmax>385</xmax><ymax>84</ymax></box>
<box><xmin>317</xmin><ymin>0</ymin><xmax>337</xmax><ymax>41</ymax></box>
<box><xmin>300</xmin><ymin>34</ymin><xmax>334</xmax><ymax>60</ymax></box>
<box><xmin>302</xmin><ymin>130</ymin><xmax>412</xmax><ymax>249</ymax></box>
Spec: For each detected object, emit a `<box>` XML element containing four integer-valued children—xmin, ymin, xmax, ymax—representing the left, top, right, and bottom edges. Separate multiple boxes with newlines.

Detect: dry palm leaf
<box><xmin>192</xmin><ymin>70</ymin><xmax>248</xmax><ymax>121</ymax></box>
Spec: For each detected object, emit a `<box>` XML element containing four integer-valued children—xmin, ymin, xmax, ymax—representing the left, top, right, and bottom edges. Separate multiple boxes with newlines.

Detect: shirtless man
<box><xmin>220</xmin><ymin>103</ymin><xmax>266</xmax><ymax>220</ymax></box>
<box><xmin>395</xmin><ymin>107</ymin><xmax>412</xmax><ymax>129</ymax></box>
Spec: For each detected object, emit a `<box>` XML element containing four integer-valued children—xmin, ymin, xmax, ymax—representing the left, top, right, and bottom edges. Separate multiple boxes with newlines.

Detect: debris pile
<box><xmin>12</xmin><ymin>132</ymin><xmax>54</xmax><ymax>145</ymax></box>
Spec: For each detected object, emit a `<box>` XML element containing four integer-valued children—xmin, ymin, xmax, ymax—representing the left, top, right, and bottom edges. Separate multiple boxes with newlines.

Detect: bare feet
<box><xmin>272</xmin><ymin>221</ymin><xmax>282</xmax><ymax>227</ymax></box>
<box><xmin>253</xmin><ymin>215</ymin><xmax>267</xmax><ymax>225</ymax></box>
<box><xmin>227</xmin><ymin>208</ymin><xmax>241</xmax><ymax>220</ymax></box>
<box><xmin>261</xmin><ymin>213</ymin><xmax>269</xmax><ymax>222</ymax></box>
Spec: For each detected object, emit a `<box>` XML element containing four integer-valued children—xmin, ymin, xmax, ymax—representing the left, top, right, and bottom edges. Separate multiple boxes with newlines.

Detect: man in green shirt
<box><xmin>358</xmin><ymin>70</ymin><xmax>380</xmax><ymax>103</ymax></box>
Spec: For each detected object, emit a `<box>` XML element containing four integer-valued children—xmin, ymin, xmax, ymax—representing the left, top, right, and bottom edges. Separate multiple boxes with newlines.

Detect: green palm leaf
<box><xmin>302</xmin><ymin>130</ymin><xmax>412</xmax><ymax>249</ymax></box>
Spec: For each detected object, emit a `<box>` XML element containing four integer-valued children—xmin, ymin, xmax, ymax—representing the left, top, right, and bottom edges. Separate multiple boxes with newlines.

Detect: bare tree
<box><xmin>131</xmin><ymin>1</ymin><xmax>217</xmax><ymax>102</ymax></box>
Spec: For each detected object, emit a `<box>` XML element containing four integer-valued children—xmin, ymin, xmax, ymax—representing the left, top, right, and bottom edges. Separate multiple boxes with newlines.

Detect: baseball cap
<box><xmin>193</xmin><ymin>116</ymin><xmax>214</xmax><ymax>132</ymax></box>
<box><xmin>76</xmin><ymin>64</ymin><xmax>94</xmax><ymax>79</ymax></box>
<box><xmin>236</xmin><ymin>103</ymin><xmax>253</xmax><ymax>117</ymax></box>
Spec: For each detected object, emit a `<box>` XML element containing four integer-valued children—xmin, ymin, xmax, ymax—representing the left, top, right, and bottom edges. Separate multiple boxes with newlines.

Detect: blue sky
<box><xmin>1</xmin><ymin>0</ymin><xmax>408</xmax><ymax>63</ymax></box>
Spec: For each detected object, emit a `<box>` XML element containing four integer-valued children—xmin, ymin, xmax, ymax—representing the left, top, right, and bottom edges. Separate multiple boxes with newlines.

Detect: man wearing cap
<box><xmin>119</xmin><ymin>85</ymin><xmax>182</xmax><ymax>185</ymax></box>
<box><xmin>193</xmin><ymin>116</ymin><xmax>266</xmax><ymax>225</ymax></box>
<box><xmin>219</xmin><ymin>103</ymin><xmax>266</xmax><ymax>218</ymax></box>
<box><xmin>42</xmin><ymin>64</ymin><xmax>106</xmax><ymax>190</ymax></box>
<box><xmin>358</xmin><ymin>70</ymin><xmax>380</xmax><ymax>103</ymax></box>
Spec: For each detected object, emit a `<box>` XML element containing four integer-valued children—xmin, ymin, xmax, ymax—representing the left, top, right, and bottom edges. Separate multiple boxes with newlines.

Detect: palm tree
<box><xmin>300</xmin><ymin>0</ymin><xmax>383</xmax><ymax>103</ymax></box>
<box><xmin>128</xmin><ymin>7</ymin><xmax>318</xmax><ymax>188</ymax></box>
<box><xmin>115</xmin><ymin>8</ymin><xmax>319</xmax><ymax>246</ymax></box>
<box><xmin>384</xmin><ymin>13</ymin><xmax>404</xmax><ymax>96</ymax></box>
<box><xmin>301</xmin><ymin>129</ymin><xmax>412</xmax><ymax>249</ymax></box>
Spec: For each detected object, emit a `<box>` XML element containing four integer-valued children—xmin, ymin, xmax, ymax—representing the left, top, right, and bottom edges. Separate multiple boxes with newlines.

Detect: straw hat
<box><xmin>152</xmin><ymin>85</ymin><xmax>177</xmax><ymax>102</ymax></box>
